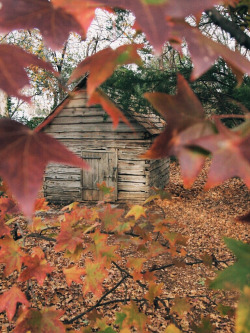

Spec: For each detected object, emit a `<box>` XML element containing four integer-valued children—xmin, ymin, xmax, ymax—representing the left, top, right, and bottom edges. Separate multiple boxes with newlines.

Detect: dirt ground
<box><xmin>0</xmin><ymin>161</ymin><xmax>249</xmax><ymax>332</ymax></box>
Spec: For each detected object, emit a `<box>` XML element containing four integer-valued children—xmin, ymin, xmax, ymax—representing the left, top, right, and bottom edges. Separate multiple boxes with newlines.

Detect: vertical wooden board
<box><xmin>93</xmin><ymin>153</ymin><xmax>99</xmax><ymax>201</ymax></box>
<box><xmin>81</xmin><ymin>150</ymin><xmax>117</xmax><ymax>201</ymax></box>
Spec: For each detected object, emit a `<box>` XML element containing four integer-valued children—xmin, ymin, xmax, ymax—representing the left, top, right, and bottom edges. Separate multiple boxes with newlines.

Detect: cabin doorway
<box><xmin>81</xmin><ymin>149</ymin><xmax>118</xmax><ymax>201</ymax></box>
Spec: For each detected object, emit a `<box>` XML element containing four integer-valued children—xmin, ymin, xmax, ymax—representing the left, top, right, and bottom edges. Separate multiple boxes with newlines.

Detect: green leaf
<box><xmin>236</xmin><ymin>287</ymin><xmax>250</xmax><ymax>333</ymax></box>
<box><xmin>191</xmin><ymin>316</ymin><xmax>215</xmax><ymax>333</ymax></box>
<box><xmin>210</xmin><ymin>238</ymin><xmax>250</xmax><ymax>290</ymax></box>
<box><xmin>165</xmin><ymin>324</ymin><xmax>182</xmax><ymax>333</ymax></box>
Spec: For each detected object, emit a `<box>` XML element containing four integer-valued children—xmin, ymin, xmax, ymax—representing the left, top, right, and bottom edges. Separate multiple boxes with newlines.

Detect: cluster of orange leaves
<box><xmin>0</xmin><ymin>187</ymin><xmax>191</xmax><ymax>332</ymax></box>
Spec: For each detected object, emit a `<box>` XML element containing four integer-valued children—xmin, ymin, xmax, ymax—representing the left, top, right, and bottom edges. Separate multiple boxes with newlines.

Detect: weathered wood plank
<box><xmin>45</xmin><ymin>180</ymin><xmax>81</xmax><ymax>188</ymax></box>
<box><xmin>45</xmin><ymin>174</ymin><xmax>81</xmax><ymax>181</ymax></box>
<box><xmin>45</xmin><ymin>165</ymin><xmax>81</xmax><ymax>173</ymax></box>
<box><xmin>45</xmin><ymin>132</ymin><xmax>146</xmax><ymax>140</ymax></box>
<box><xmin>119</xmin><ymin>160</ymin><xmax>148</xmax><ymax>168</ymax></box>
<box><xmin>52</xmin><ymin>116</ymin><xmax>111</xmax><ymax>125</ymax></box>
<box><xmin>57</xmin><ymin>108</ymin><xmax>104</xmax><ymax>117</ymax></box>
<box><xmin>118</xmin><ymin>192</ymin><xmax>148</xmax><ymax>200</ymax></box>
<box><xmin>118</xmin><ymin>170</ymin><xmax>148</xmax><ymax>176</ymax></box>
<box><xmin>65</xmin><ymin>98</ymin><xmax>88</xmax><ymax>108</ymax></box>
<box><xmin>118</xmin><ymin>182</ymin><xmax>148</xmax><ymax>192</ymax></box>
<box><xmin>45</xmin><ymin>122</ymin><xmax>143</xmax><ymax>133</ymax></box>
<box><xmin>118</xmin><ymin>174</ymin><xmax>147</xmax><ymax>183</ymax></box>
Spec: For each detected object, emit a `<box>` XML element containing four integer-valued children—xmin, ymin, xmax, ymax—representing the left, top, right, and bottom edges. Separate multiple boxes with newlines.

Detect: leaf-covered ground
<box><xmin>0</xmin><ymin>160</ymin><xmax>249</xmax><ymax>332</ymax></box>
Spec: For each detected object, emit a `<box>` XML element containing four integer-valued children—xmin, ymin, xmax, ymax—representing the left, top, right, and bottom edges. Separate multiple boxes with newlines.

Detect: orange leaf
<box><xmin>34</xmin><ymin>198</ymin><xmax>50</xmax><ymax>212</ymax></box>
<box><xmin>69</xmin><ymin>44</ymin><xmax>143</xmax><ymax>97</ymax></box>
<box><xmin>14</xmin><ymin>307</ymin><xmax>65</xmax><ymax>333</ymax></box>
<box><xmin>18</xmin><ymin>247</ymin><xmax>54</xmax><ymax>286</ymax></box>
<box><xmin>165</xmin><ymin>324</ymin><xmax>182</xmax><ymax>333</ymax></box>
<box><xmin>0</xmin><ymin>286</ymin><xmax>30</xmax><ymax>321</ymax></box>
<box><xmin>126</xmin><ymin>257</ymin><xmax>147</xmax><ymax>280</ymax></box>
<box><xmin>99</xmin><ymin>204</ymin><xmax>124</xmax><ymax>231</ymax></box>
<box><xmin>63</xmin><ymin>266</ymin><xmax>85</xmax><ymax>287</ymax></box>
<box><xmin>0</xmin><ymin>236</ymin><xmax>25</xmax><ymax>275</ymax></box>
<box><xmin>55</xmin><ymin>219</ymin><xmax>83</xmax><ymax>253</ymax></box>
<box><xmin>82</xmin><ymin>259</ymin><xmax>108</xmax><ymax>297</ymax></box>
<box><xmin>0</xmin><ymin>217</ymin><xmax>11</xmax><ymax>237</ymax></box>
<box><xmin>144</xmin><ymin>282</ymin><xmax>164</xmax><ymax>305</ymax></box>
<box><xmin>116</xmin><ymin>301</ymin><xmax>148</xmax><ymax>331</ymax></box>
<box><xmin>125</xmin><ymin>205</ymin><xmax>147</xmax><ymax>221</ymax></box>
<box><xmin>90</xmin><ymin>230</ymin><xmax>121</xmax><ymax>267</ymax></box>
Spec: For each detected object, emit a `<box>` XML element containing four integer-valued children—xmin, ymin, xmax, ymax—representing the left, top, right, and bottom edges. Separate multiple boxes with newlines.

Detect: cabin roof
<box><xmin>36</xmin><ymin>76</ymin><xmax>164</xmax><ymax>135</ymax></box>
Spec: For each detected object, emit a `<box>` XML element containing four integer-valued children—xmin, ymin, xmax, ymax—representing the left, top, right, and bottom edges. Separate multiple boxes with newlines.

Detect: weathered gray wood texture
<box><xmin>43</xmin><ymin>89</ymin><xmax>169</xmax><ymax>203</ymax></box>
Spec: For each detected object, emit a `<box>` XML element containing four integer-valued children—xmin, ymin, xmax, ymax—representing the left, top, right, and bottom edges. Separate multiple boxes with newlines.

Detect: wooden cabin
<box><xmin>38</xmin><ymin>78</ymin><xmax>169</xmax><ymax>203</ymax></box>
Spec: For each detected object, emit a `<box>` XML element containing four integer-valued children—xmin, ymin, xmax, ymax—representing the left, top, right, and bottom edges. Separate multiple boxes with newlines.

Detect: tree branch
<box><xmin>64</xmin><ymin>274</ymin><xmax>129</xmax><ymax>324</ymax></box>
<box><xmin>205</xmin><ymin>8</ymin><xmax>250</xmax><ymax>50</ymax></box>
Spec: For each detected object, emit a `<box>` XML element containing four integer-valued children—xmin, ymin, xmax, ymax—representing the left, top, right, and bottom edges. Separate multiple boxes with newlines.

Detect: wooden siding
<box><xmin>148</xmin><ymin>159</ymin><xmax>170</xmax><ymax>191</ymax></box>
<box><xmin>117</xmin><ymin>148</ymin><xmax>150</xmax><ymax>202</ymax></box>
<box><xmin>43</xmin><ymin>89</ymin><xmax>169</xmax><ymax>203</ymax></box>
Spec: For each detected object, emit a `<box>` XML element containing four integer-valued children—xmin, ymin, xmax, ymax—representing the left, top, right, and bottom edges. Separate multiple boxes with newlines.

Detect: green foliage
<box><xmin>25</xmin><ymin>117</ymin><xmax>45</xmax><ymax>129</ymax></box>
<box><xmin>210</xmin><ymin>238</ymin><xmax>250</xmax><ymax>290</ymax></box>
<box><xmin>103</xmin><ymin>58</ymin><xmax>248</xmax><ymax>127</ymax></box>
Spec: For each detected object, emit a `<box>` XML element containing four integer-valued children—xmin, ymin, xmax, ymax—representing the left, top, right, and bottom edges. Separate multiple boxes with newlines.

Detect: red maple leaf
<box><xmin>143</xmin><ymin>75</ymin><xmax>214</xmax><ymax>187</ymax></box>
<box><xmin>0</xmin><ymin>0</ymin><xmax>83</xmax><ymax>49</ymax></box>
<box><xmin>194</xmin><ymin>121</ymin><xmax>250</xmax><ymax>189</ymax></box>
<box><xmin>55</xmin><ymin>219</ymin><xmax>83</xmax><ymax>253</ymax></box>
<box><xmin>0</xmin><ymin>236</ymin><xmax>25</xmax><ymax>276</ymax></box>
<box><xmin>88</xmin><ymin>89</ymin><xmax>131</xmax><ymax>129</ymax></box>
<box><xmin>0</xmin><ymin>197</ymin><xmax>19</xmax><ymax>216</ymax></box>
<box><xmin>52</xmin><ymin>0</ymin><xmax>98</xmax><ymax>34</ymax></box>
<box><xmin>89</xmin><ymin>0</ymin><xmax>221</xmax><ymax>52</ymax></box>
<box><xmin>0</xmin><ymin>217</ymin><xmax>11</xmax><ymax>237</ymax></box>
<box><xmin>34</xmin><ymin>198</ymin><xmax>50</xmax><ymax>212</ymax></box>
<box><xmin>143</xmin><ymin>74</ymin><xmax>205</xmax><ymax>158</ymax></box>
<box><xmin>0</xmin><ymin>45</ymin><xmax>55</xmax><ymax>102</ymax></box>
<box><xmin>13</xmin><ymin>307</ymin><xmax>65</xmax><ymax>333</ymax></box>
<box><xmin>174</xmin><ymin>23</ymin><xmax>250</xmax><ymax>81</ymax></box>
<box><xmin>69</xmin><ymin>44</ymin><xmax>143</xmax><ymax>97</ymax></box>
<box><xmin>0</xmin><ymin>119</ymin><xmax>89</xmax><ymax>216</ymax></box>
<box><xmin>18</xmin><ymin>247</ymin><xmax>54</xmax><ymax>286</ymax></box>
<box><xmin>0</xmin><ymin>286</ymin><xmax>30</xmax><ymax>321</ymax></box>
